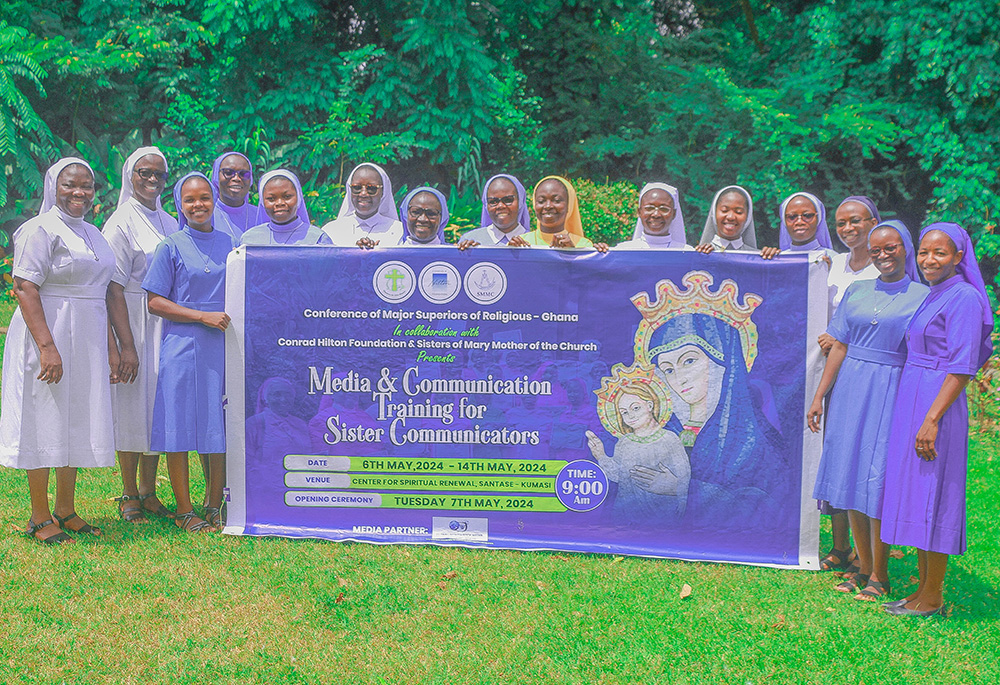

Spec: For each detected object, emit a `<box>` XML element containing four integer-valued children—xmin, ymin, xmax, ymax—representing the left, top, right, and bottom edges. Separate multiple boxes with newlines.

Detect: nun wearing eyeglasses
<box><xmin>399</xmin><ymin>187</ymin><xmax>448</xmax><ymax>246</ymax></box>
<box><xmin>459</xmin><ymin>174</ymin><xmax>531</xmax><ymax>247</ymax></box>
<box><xmin>240</xmin><ymin>170</ymin><xmax>332</xmax><ymax>246</ymax></box>
<box><xmin>210</xmin><ymin>152</ymin><xmax>257</xmax><ymax>238</ymax></box>
<box><xmin>102</xmin><ymin>147</ymin><xmax>178</xmax><ymax>523</ymax></box>
<box><xmin>615</xmin><ymin>183</ymin><xmax>691</xmax><ymax>250</ymax></box>
<box><xmin>776</xmin><ymin>192</ymin><xmax>834</xmax><ymax>255</ymax></box>
<box><xmin>321</xmin><ymin>163</ymin><xmax>404</xmax><ymax>248</ymax></box>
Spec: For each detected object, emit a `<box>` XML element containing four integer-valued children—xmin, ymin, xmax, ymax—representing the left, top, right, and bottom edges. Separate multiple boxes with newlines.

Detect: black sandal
<box><xmin>54</xmin><ymin>511</ymin><xmax>101</xmax><ymax>537</ymax></box>
<box><xmin>114</xmin><ymin>495</ymin><xmax>147</xmax><ymax>523</ymax></box>
<box><xmin>820</xmin><ymin>547</ymin><xmax>853</xmax><ymax>572</ymax></box>
<box><xmin>174</xmin><ymin>511</ymin><xmax>213</xmax><ymax>533</ymax></box>
<box><xmin>855</xmin><ymin>579</ymin><xmax>891</xmax><ymax>602</ymax></box>
<box><xmin>139</xmin><ymin>493</ymin><xmax>175</xmax><ymax>519</ymax></box>
<box><xmin>203</xmin><ymin>506</ymin><xmax>223</xmax><ymax>530</ymax></box>
<box><xmin>25</xmin><ymin>519</ymin><xmax>73</xmax><ymax>545</ymax></box>
<box><xmin>835</xmin><ymin>573</ymin><xmax>869</xmax><ymax>594</ymax></box>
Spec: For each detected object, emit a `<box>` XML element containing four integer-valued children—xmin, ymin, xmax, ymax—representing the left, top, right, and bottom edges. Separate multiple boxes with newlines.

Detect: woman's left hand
<box><xmin>457</xmin><ymin>239</ymin><xmax>479</xmax><ymax>251</ymax></box>
<box><xmin>594</xmin><ymin>242</ymin><xmax>609</xmax><ymax>253</ymax></box>
<box><xmin>550</xmin><ymin>232</ymin><xmax>574</xmax><ymax>248</ymax></box>
<box><xmin>915</xmin><ymin>418</ymin><xmax>939</xmax><ymax>460</ymax></box>
<box><xmin>760</xmin><ymin>247</ymin><xmax>781</xmax><ymax>260</ymax></box>
<box><xmin>108</xmin><ymin>345</ymin><xmax>121</xmax><ymax>384</ymax></box>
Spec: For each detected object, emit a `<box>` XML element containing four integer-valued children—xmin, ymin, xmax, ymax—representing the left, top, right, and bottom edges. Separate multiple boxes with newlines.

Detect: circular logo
<box><xmin>555</xmin><ymin>460</ymin><xmax>610</xmax><ymax>512</ymax></box>
<box><xmin>463</xmin><ymin>262</ymin><xmax>507</xmax><ymax>305</ymax></box>
<box><xmin>418</xmin><ymin>261</ymin><xmax>462</xmax><ymax>305</ymax></box>
<box><xmin>373</xmin><ymin>261</ymin><xmax>415</xmax><ymax>303</ymax></box>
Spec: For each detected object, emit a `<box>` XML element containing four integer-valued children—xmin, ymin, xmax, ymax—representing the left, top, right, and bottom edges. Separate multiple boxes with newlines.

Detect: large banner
<box><xmin>224</xmin><ymin>247</ymin><xmax>826</xmax><ymax>569</ymax></box>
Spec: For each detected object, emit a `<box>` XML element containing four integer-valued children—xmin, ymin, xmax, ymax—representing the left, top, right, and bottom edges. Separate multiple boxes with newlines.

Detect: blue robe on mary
<box><xmin>812</xmin><ymin>277</ymin><xmax>928</xmax><ymax>517</ymax></box>
<box><xmin>143</xmin><ymin>225</ymin><xmax>235</xmax><ymax>453</ymax></box>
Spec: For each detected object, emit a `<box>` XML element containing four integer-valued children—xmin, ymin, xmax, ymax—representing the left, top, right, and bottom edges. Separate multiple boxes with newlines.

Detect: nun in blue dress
<box><xmin>143</xmin><ymin>171</ymin><xmax>236</xmax><ymax>532</ymax></box>
<box><xmin>879</xmin><ymin>222</ymin><xmax>993</xmax><ymax>616</ymax></box>
<box><xmin>808</xmin><ymin>221</ymin><xmax>928</xmax><ymax>600</ymax></box>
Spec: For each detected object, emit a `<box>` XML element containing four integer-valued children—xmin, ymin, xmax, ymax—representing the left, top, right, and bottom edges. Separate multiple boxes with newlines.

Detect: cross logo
<box><xmin>384</xmin><ymin>268</ymin><xmax>406</xmax><ymax>291</ymax></box>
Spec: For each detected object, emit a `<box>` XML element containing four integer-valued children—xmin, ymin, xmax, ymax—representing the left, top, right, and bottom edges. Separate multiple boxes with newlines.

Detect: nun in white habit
<box><xmin>615</xmin><ymin>182</ymin><xmax>692</xmax><ymax>250</ymax></box>
<box><xmin>0</xmin><ymin>157</ymin><xmax>136</xmax><ymax>543</ymax></box>
<box><xmin>102</xmin><ymin>146</ymin><xmax>178</xmax><ymax>522</ymax></box>
<box><xmin>321</xmin><ymin>163</ymin><xmax>404</xmax><ymax>247</ymax></box>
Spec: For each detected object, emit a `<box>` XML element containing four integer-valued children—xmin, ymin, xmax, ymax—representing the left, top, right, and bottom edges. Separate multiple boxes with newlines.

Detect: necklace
<box><xmin>871</xmin><ymin>291</ymin><xmax>902</xmax><ymax>325</ymax></box>
<box><xmin>189</xmin><ymin>232</ymin><xmax>214</xmax><ymax>273</ymax></box>
<box><xmin>75</xmin><ymin>226</ymin><xmax>100</xmax><ymax>261</ymax></box>
<box><xmin>272</xmin><ymin>228</ymin><xmax>299</xmax><ymax>245</ymax></box>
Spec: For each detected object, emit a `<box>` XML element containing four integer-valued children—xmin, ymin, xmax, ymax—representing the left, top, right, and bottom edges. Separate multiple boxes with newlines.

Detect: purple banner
<box><xmin>224</xmin><ymin>247</ymin><xmax>825</xmax><ymax>568</ymax></box>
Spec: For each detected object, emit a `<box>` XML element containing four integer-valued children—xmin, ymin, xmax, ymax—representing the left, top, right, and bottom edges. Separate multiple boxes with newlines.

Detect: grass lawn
<box><xmin>0</xmin><ymin>300</ymin><xmax>998</xmax><ymax>683</ymax></box>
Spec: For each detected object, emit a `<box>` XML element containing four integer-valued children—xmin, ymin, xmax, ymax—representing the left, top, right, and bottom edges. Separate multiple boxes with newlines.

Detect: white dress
<box><xmin>321</xmin><ymin>213</ymin><xmax>404</xmax><ymax>247</ymax></box>
<box><xmin>828</xmin><ymin>251</ymin><xmax>879</xmax><ymax>311</ymax></box>
<box><xmin>0</xmin><ymin>208</ymin><xmax>125</xmax><ymax>468</ymax></box>
<box><xmin>103</xmin><ymin>197</ymin><xmax>178</xmax><ymax>453</ymax></box>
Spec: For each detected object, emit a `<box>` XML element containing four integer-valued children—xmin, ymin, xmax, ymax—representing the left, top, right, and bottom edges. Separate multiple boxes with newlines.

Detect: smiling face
<box><xmin>714</xmin><ymin>190</ymin><xmax>748</xmax><ymax>240</ymax></box>
<box><xmin>638</xmin><ymin>188</ymin><xmax>676</xmax><ymax>236</ymax></box>
<box><xmin>917</xmin><ymin>230</ymin><xmax>963</xmax><ymax>285</ymax></box>
<box><xmin>834</xmin><ymin>201</ymin><xmax>876</xmax><ymax>250</ymax></box>
<box><xmin>350</xmin><ymin>165</ymin><xmax>384</xmax><ymax>220</ymax></box>
<box><xmin>534</xmin><ymin>179</ymin><xmax>569</xmax><ymax>233</ymax></box>
<box><xmin>55</xmin><ymin>164</ymin><xmax>96</xmax><ymax>218</ymax></box>
<box><xmin>262</xmin><ymin>176</ymin><xmax>299</xmax><ymax>225</ymax></box>
<box><xmin>486</xmin><ymin>177</ymin><xmax>520</xmax><ymax>232</ymax></box>
<box><xmin>179</xmin><ymin>176</ymin><xmax>215</xmax><ymax>231</ymax></box>
<box><xmin>617</xmin><ymin>392</ymin><xmax>656</xmax><ymax>433</ymax></box>
<box><xmin>218</xmin><ymin>154</ymin><xmax>252</xmax><ymax>207</ymax></box>
<box><xmin>407</xmin><ymin>191</ymin><xmax>442</xmax><ymax>242</ymax></box>
<box><xmin>868</xmin><ymin>227</ymin><xmax>907</xmax><ymax>282</ymax></box>
<box><xmin>131</xmin><ymin>154</ymin><xmax>166</xmax><ymax>210</ymax></box>
<box><xmin>655</xmin><ymin>344</ymin><xmax>713</xmax><ymax>408</ymax></box>
<box><xmin>784</xmin><ymin>195</ymin><xmax>819</xmax><ymax>245</ymax></box>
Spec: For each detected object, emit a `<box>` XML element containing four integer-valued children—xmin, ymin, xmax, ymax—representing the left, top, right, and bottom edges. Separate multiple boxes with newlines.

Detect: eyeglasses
<box><xmin>486</xmin><ymin>194</ymin><xmax>517</xmax><ymax>207</ymax></box>
<box><xmin>836</xmin><ymin>216</ymin><xmax>874</xmax><ymax>229</ymax></box>
<box><xmin>134</xmin><ymin>168</ymin><xmax>168</xmax><ymax>181</ymax></box>
<box><xmin>785</xmin><ymin>212</ymin><xmax>817</xmax><ymax>224</ymax></box>
<box><xmin>640</xmin><ymin>204</ymin><xmax>674</xmax><ymax>215</ymax></box>
<box><xmin>220</xmin><ymin>168</ymin><xmax>252</xmax><ymax>181</ymax></box>
<box><xmin>350</xmin><ymin>183</ymin><xmax>383</xmax><ymax>195</ymax></box>
<box><xmin>408</xmin><ymin>207</ymin><xmax>441</xmax><ymax>220</ymax></box>
<box><xmin>869</xmin><ymin>243</ymin><xmax>902</xmax><ymax>258</ymax></box>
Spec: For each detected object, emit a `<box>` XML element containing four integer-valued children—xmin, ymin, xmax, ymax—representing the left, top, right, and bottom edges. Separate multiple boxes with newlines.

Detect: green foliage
<box><xmin>575</xmin><ymin>179</ymin><xmax>639</xmax><ymax>246</ymax></box>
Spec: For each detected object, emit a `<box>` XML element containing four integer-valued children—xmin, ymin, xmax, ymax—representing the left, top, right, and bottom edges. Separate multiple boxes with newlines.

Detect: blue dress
<box><xmin>812</xmin><ymin>277</ymin><xmax>928</xmax><ymax>517</ymax></box>
<box><xmin>143</xmin><ymin>226</ymin><xmax>235</xmax><ymax>453</ymax></box>
<box><xmin>880</xmin><ymin>277</ymin><xmax>989</xmax><ymax>555</ymax></box>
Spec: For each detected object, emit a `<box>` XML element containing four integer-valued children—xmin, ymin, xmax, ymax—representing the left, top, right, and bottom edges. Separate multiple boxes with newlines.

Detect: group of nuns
<box><xmin>0</xmin><ymin>150</ymin><xmax>993</xmax><ymax>619</ymax></box>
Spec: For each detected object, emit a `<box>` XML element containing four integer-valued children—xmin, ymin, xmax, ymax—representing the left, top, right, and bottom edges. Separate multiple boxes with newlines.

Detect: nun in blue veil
<box><xmin>646</xmin><ymin>313</ymin><xmax>790</xmax><ymax>540</ymax></box>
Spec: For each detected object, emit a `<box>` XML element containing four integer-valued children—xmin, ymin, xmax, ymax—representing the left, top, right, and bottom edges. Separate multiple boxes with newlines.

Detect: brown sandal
<box><xmin>115</xmin><ymin>495</ymin><xmax>147</xmax><ymax>523</ymax></box>
<box><xmin>54</xmin><ymin>511</ymin><xmax>101</xmax><ymax>537</ymax></box>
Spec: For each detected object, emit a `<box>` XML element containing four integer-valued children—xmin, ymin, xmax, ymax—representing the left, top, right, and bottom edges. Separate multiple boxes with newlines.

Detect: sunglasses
<box><xmin>869</xmin><ymin>243</ymin><xmax>902</xmax><ymax>258</ymax></box>
<box><xmin>408</xmin><ymin>207</ymin><xmax>441</xmax><ymax>220</ymax></box>
<box><xmin>220</xmin><ymin>168</ymin><xmax>252</xmax><ymax>181</ymax></box>
<box><xmin>350</xmin><ymin>183</ymin><xmax>383</xmax><ymax>195</ymax></box>
<box><xmin>486</xmin><ymin>194</ymin><xmax>517</xmax><ymax>207</ymax></box>
<box><xmin>785</xmin><ymin>212</ymin><xmax>817</xmax><ymax>223</ymax></box>
<box><xmin>134</xmin><ymin>168</ymin><xmax>168</xmax><ymax>181</ymax></box>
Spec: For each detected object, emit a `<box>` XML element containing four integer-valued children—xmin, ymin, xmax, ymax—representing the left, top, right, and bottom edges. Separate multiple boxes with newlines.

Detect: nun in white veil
<box><xmin>103</xmin><ymin>147</ymin><xmax>179</xmax><ymax>521</ymax></box>
<box><xmin>615</xmin><ymin>183</ymin><xmax>691</xmax><ymax>250</ymax></box>
<box><xmin>696</xmin><ymin>185</ymin><xmax>778</xmax><ymax>258</ymax></box>
<box><xmin>321</xmin><ymin>163</ymin><xmax>403</xmax><ymax>247</ymax></box>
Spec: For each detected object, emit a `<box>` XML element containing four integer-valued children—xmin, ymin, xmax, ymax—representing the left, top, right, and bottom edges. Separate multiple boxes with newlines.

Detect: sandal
<box><xmin>835</xmin><ymin>558</ymin><xmax>862</xmax><ymax>579</ymax></box>
<box><xmin>835</xmin><ymin>573</ymin><xmax>870</xmax><ymax>594</ymax></box>
<box><xmin>24</xmin><ymin>519</ymin><xmax>73</xmax><ymax>545</ymax></box>
<box><xmin>855</xmin><ymin>579</ymin><xmax>891</xmax><ymax>602</ymax></box>
<box><xmin>820</xmin><ymin>547</ymin><xmax>853</xmax><ymax>572</ymax></box>
<box><xmin>174</xmin><ymin>510</ymin><xmax>213</xmax><ymax>533</ymax></box>
<box><xmin>114</xmin><ymin>495</ymin><xmax>147</xmax><ymax>523</ymax></box>
<box><xmin>139</xmin><ymin>493</ymin><xmax>175</xmax><ymax>519</ymax></box>
<box><xmin>54</xmin><ymin>511</ymin><xmax>101</xmax><ymax>537</ymax></box>
<box><xmin>203</xmin><ymin>506</ymin><xmax>223</xmax><ymax>530</ymax></box>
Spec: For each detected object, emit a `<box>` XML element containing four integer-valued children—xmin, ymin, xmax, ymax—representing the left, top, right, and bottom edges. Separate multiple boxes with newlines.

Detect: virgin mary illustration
<box><xmin>631</xmin><ymin>272</ymin><xmax>787</xmax><ymax>529</ymax></box>
<box><xmin>585</xmin><ymin>364</ymin><xmax>690</xmax><ymax>524</ymax></box>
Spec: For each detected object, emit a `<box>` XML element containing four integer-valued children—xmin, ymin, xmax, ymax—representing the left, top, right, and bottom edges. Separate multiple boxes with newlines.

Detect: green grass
<box><xmin>1</xmin><ymin>304</ymin><xmax>999</xmax><ymax>683</ymax></box>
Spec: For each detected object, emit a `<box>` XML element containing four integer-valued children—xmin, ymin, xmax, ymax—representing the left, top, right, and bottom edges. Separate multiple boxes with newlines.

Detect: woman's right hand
<box><xmin>550</xmin><ymin>232</ymin><xmax>574</xmax><ymax>248</ymax></box>
<box><xmin>806</xmin><ymin>398</ymin><xmax>824</xmax><ymax>433</ymax></box>
<box><xmin>38</xmin><ymin>344</ymin><xmax>63</xmax><ymax>384</ymax></box>
<box><xmin>356</xmin><ymin>237</ymin><xmax>379</xmax><ymax>250</ymax></box>
<box><xmin>694</xmin><ymin>243</ymin><xmax>714</xmax><ymax>254</ymax></box>
<box><xmin>584</xmin><ymin>430</ymin><xmax>607</xmax><ymax>460</ymax></box>
<box><xmin>817</xmin><ymin>333</ymin><xmax>835</xmax><ymax>356</ymax></box>
<box><xmin>200</xmin><ymin>312</ymin><xmax>231</xmax><ymax>331</ymax></box>
<box><xmin>507</xmin><ymin>235</ymin><xmax>530</xmax><ymax>248</ymax></box>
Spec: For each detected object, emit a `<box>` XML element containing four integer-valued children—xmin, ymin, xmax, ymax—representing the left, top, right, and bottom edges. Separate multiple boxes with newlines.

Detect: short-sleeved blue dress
<box><xmin>812</xmin><ymin>277</ymin><xmax>928</xmax><ymax>517</ymax></box>
<box><xmin>143</xmin><ymin>225</ymin><xmax>235</xmax><ymax>453</ymax></box>
<box><xmin>879</xmin><ymin>277</ymin><xmax>989</xmax><ymax>555</ymax></box>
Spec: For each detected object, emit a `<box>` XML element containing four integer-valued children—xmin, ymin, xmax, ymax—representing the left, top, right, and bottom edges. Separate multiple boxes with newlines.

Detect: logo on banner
<box><xmin>373</xmin><ymin>261</ymin><xmax>416</xmax><ymax>303</ymax></box>
<box><xmin>418</xmin><ymin>261</ymin><xmax>462</xmax><ymax>304</ymax></box>
<box><xmin>463</xmin><ymin>262</ymin><xmax>507</xmax><ymax>305</ymax></box>
<box><xmin>433</xmin><ymin>516</ymin><xmax>488</xmax><ymax>541</ymax></box>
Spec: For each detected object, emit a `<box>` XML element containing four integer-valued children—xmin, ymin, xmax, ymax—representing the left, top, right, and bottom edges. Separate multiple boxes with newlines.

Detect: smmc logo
<box><xmin>418</xmin><ymin>261</ymin><xmax>462</xmax><ymax>304</ymax></box>
<box><xmin>463</xmin><ymin>262</ymin><xmax>507</xmax><ymax>305</ymax></box>
<box><xmin>373</xmin><ymin>261</ymin><xmax>416</xmax><ymax>303</ymax></box>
